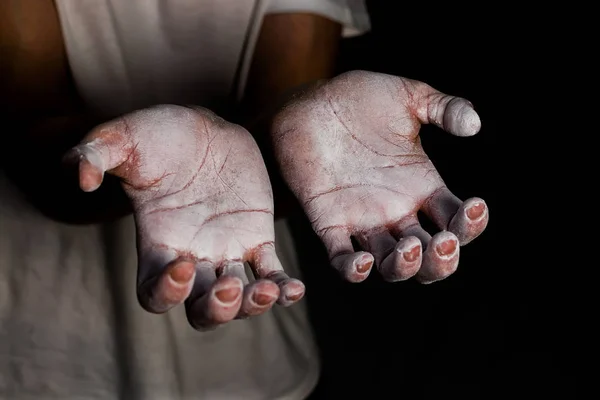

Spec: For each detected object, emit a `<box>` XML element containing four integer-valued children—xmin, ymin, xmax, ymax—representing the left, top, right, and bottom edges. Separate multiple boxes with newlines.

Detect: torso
<box><xmin>0</xmin><ymin>1</ymin><xmax>320</xmax><ymax>398</ymax></box>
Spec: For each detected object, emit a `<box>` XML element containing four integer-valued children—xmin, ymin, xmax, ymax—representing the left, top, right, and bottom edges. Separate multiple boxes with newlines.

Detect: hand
<box><xmin>271</xmin><ymin>71</ymin><xmax>489</xmax><ymax>284</ymax></box>
<box><xmin>66</xmin><ymin>105</ymin><xmax>305</xmax><ymax>329</ymax></box>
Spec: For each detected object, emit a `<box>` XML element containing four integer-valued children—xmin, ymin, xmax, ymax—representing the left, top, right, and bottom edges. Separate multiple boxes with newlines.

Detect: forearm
<box><xmin>242</xmin><ymin>13</ymin><xmax>340</xmax><ymax>123</ymax></box>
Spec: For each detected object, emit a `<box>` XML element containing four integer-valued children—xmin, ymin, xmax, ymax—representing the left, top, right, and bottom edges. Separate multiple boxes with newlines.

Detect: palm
<box><xmin>69</xmin><ymin>105</ymin><xmax>304</xmax><ymax>330</ymax></box>
<box><xmin>117</xmin><ymin>106</ymin><xmax>275</xmax><ymax>261</ymax></box>
<box><xmin>272</xmin><ymin>71</ymin><xmax>489</xmax><ymax>283</ymax></box>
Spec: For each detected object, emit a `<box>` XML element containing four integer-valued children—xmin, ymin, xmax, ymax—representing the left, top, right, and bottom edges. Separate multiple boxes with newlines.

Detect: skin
<box><xmin>242</xmin><ymin>12</ymin><xmax>341</xmax><ymax>217</ymax></box>
<box><xmin>271</xmin><ymin>71</ymin><xmax>489</xmax><ymax>283</ymax></box>
<box><xmin>66</xmin><ymin>104</ymin><xmax>304</xmax><ymax>328</ymax></box>
<box><xmin>1</xmin><ymin>1</ymin><xmax>342</xmax><ymax>329</ymax></box>
<box><xmin>0</xmin><ymin>3</ymin><xmax>340</xmax><ymax>224</ymax></box>
<box><xmin>1</xmin><ymin>2</ymin><xmax>489</xmax><ymax>330</ymax></box>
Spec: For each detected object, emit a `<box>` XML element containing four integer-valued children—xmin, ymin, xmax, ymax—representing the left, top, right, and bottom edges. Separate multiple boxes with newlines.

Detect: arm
<box><xmin>242</xmin><ymin>13</ymin><xmax>341</xmax><ymax>120</ymax></box>
<box><xmin>0</xmin><ymin>6</ymin><xmax>341</xmax><ymax>223</ymax></box>
<box><xmin>241</xmin><ymin>13</ymin><xmax>342</xmax><ymax>218</ymax></box>
<box><xmin>0</xmin><ymin>0</ymin><xmax>131</xmax><ymax>224</ymax></box>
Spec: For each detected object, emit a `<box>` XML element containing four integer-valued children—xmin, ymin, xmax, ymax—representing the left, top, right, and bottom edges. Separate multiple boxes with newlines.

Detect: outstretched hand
<box><xmin>271</xmin><ymin>71</ymin><xmax>489</xmax><ymax>284</ymax></box>
<box><xmin>66</xmin><ymin>105</ymin><xmax>305</xmax><ymax>330</ymax></box>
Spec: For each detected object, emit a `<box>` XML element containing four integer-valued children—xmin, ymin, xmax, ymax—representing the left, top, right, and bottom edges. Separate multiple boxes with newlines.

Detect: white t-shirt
<box><xmin>0</xmin><ymin>1</ymin><xmax>370</xmax><ymax>399</ymax></box>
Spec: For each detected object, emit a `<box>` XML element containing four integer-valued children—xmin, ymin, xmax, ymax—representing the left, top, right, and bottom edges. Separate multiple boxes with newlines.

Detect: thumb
<box><xmin>63</xmin><ymin>119</ymin><xmax>131</xmax><ymax>192</ymax></box>
<box><xmin>406</xmin><ymin>78</ymin><xmax>482</xmax><ymax>137</ymax></box>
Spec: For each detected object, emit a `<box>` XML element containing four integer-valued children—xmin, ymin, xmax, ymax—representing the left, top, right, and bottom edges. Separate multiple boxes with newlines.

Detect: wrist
<box><xmin>241</xmin><ymin>79</ymin><xmax>328</xmax><ymax>132</ymax></box>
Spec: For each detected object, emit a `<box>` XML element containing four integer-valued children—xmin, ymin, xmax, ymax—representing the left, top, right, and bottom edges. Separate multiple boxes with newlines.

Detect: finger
<box><xmin>251</xmin><ymin>242</ymin><xmax>303</xmax><ymax>307</ymax></box>
<box><xmin>186</xmin><ymin>261</ymin><xmax>244</xmax><ymax>330</ymax></box>
<box><xmin>136</xmin><ymin>247</ymin><xmax>196</xmax><ymax>314</ymax></box>
<box><xmin>219</xmin><ymin>260</ymin><xmax>279</xmax><ymax>318</ymax></box>
<box><xmin>422</xmin><ymin>187</ymin><xmax>489</xmax><ymax>245</ymax></box>
<box><xmin>63</xmin><ymin>119</ymin><xmax>131</xmax><ymax>192</ymax></box>
<box><xmin>407</xmin><ymin>79</ymin><xmax>481</xmax><ymax>137</ymax></box>
<box><xmin>355</xmin><ymin>230</ymin><xmax>396</xmax><ymax>267</ymax></box>
<box><xmin>319</xmin><ymin>227</ymin><xmax>373</xmax><ymax>283</ymax></box>
<box><xmin>410</xmin><ymin>227</ymin><xmax>460</xmax><ymax>285</ymax></box>
<box><xmin>371</xmin><ymin>221</ymin><xmax>423</xmax><ymax>282</ymax></box>
<box><xmin>237</xmin><ymin>279</ymin><xmax>280</xmax><ymax>317</ymax></box>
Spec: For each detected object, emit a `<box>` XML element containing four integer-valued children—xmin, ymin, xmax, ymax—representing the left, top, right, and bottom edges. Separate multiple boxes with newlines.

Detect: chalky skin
<box><xmin>66</xmin><ymin>105</ymin><xmax>304</xmax><ymax>330</ymax></box>
<box><xmin>66</xmin><ymin>70</ymin><xmax>489</xmax><ymax>329</ymax></box>
<box><xmin>271</xmin><ymin>71</ymin><xmax>489</xmax><ymax>284</ymax></box>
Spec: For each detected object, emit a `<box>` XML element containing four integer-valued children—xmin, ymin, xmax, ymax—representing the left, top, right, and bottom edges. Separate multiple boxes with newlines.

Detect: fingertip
<box><xmin>213</xmin><ymin>276</ymin><xmax>244</xmax><ymax>304</ymax></box>
<box><xmin>260</xmin><ymin>269</ymin><xmax>305</xmax><ymax>307</ymax></box>
<box><xmin>278</xmin><ymin>278</ymin><xmax>305</xmax><ymax>306</ymax></box>
<box><xmin>252</xmin><ymin>290</ymin><xmax>279</xmax><ymax>307</ymax></box>
<box><xmin>237</xmin><ymin>280</ymin><xmax>280</xmax><ymax>318</ymax></box>
<box><xmin>448</xmin><ymin>197</ymin><xmax>489</xmax><ymax>246</ymax></box>
<box><xmin>79</xmin><ymin>156</ymin><xmax>104</xmax><ymax>192</ymax></box>
<box><xmin>249</xmin><ymin>280</ymin><xmax>280</xmax><ymax>305</ymax></box>
<box><xmin>466</xmin><ymin>199</ymin><xmax>486</xmax><ymax>220</ymax></box>
<box><xmin>461</xmin><ymin>106</ymin><xmax>481</xmax><ymax>136</ymax></box>
<box><xmin>332</xmin><ymin>252</ymin><xmax>373</xmax><ymax>283</ymax></box>
<box><xmin>378</xmin><ymin>237</ymin><xmax>422</xmax><ymax>282</ymax></box>
<box><xmin>434</xmin><ymin>235</ymin><xmax>458</xmax><ymax>258</ymax></box>
<box><xmin>355</xmin><ymin>253</ymin><xmax>374</xmax><ymax>274</ymax></box>
<box><xmin>416</xmin><ymin>231</ymin><xmax>460</xmax><ymax>283</ymax></box>
<box><xmin>395</xmin><ymin>238</ymin><xmax>422</xmax><ymax>279</ymax></box>
<box><xmin>137</xmin><ymin>260</ymin><xmax>197</xmax><ymax>314</ymax></box>
<box><xmin>168</xmin><ymin>260</ymin><xmax>196</xmax><ymax>284</ymax></box>
<box><xmin>399</xmin><ymin>237</ymin><xmax>422</xmax><ymax>262</ymax></box>
<box><xmin>445</xmin><ymin>99</ymin><xmax>481</xmax><ymax>137</ymax></box>
<box><xmin>187</xmin><ymin>276</ymin><xmax>244</xmax><ymax>328</ymax></box>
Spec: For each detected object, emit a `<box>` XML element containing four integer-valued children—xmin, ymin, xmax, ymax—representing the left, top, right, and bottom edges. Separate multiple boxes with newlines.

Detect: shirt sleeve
<box><xmin>265</xmin><ymin>0</ymin><xmax>371</xmax><ymax>37</ymax></box>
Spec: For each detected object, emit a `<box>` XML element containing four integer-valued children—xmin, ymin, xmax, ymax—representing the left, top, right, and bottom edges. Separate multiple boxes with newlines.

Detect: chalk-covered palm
<box><xmin>67</xmin><ymin>105</ymin><xmax>304</xmax><ymax>329</ymax></box>
<box><xmin>271</xmin><ymin>71</ymin><xmax>489</xmax><ymax>284</ymax></box>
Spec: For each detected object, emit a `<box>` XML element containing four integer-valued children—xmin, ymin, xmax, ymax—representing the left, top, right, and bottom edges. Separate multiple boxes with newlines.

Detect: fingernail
<box><xmin>253</xmin><ymin>292</ymin><xmax>277</xmax><ymax>306</ymax></box>
<box><xmin>403</xmin><ymin>246</ymin><xmax>421</xmax><ymax>262</ymax></box>
<box><xmin>285</xmin><ymin>290</ymin><xmax>304</xmax><ymax>302</ymax></box>
<box><xmin>169</xmin><ymin>262</ymin><xmax>194</xmax><ymax>284</ymax></box>
<box><xmin>436</xmin><ymin>239</ymin><xmax>457</xmax><ymax>256</ymax></box>
<box><xmin>215</xmin><ymin>286</ymin><xmax>241</xmax><ymax>303</ymax></box>
<box><xmin>356</xmin><ymin>256</ymin><xmax>373</xmax><ymax>273</ymax></box>
<box><xmin>466</xmin><ymin>202</ymin><xmax>485</xmax><ymax>220</ymax></box>
<box><xmin>79</xmin><ymin>159</ymin><xmax>103</xmax><ymax>192</ymax></box>
<box><xmin>282</xmin><ymin>280</ymin><xmax>305</xmax><ymax>302</ymax></box>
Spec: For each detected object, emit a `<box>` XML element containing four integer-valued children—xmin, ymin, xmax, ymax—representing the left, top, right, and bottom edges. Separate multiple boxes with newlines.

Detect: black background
<box><xmin>298</xmin><ymin>2</ymin><xmax>575</xmax><ymax>399</ymax></box>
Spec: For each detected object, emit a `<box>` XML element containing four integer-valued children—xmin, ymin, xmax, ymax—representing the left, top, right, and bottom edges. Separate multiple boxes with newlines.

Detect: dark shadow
<box><xmin>301</xmin><ymin>2</ymin><xmax>574</xmax><ymax>398</ymax></box>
